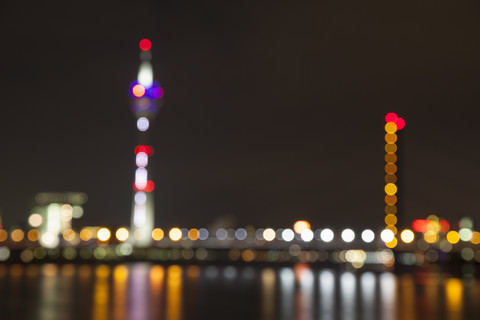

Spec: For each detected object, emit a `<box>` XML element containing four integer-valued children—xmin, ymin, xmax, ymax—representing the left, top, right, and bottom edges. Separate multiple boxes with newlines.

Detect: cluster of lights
<box><xmin>2</xmin><ymin>219</ymin><xmax>480</xmax><ymax>265</ymax></box>
<box><xmin>384</xmin><ymin>112</ymin><xmax>405</xmax><ymax>248</ymax></box>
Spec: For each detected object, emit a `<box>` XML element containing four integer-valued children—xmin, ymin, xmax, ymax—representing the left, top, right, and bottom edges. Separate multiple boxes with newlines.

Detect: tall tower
<box><xmin>130</xmin><ymin>38</ymin><xmax>164</xmax><ymax>247</ymax></box>
<box><xmin>383</xmin><ymin>112</ymin><xmax>405</xmax><ymax>248</ymax></box>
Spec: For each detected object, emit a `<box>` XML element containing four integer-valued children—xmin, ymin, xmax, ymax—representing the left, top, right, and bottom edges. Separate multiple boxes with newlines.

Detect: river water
<box><xmin>0</xmin><ymin>263</ymin><xmax>478</xmax><ymax>320</ymax></box>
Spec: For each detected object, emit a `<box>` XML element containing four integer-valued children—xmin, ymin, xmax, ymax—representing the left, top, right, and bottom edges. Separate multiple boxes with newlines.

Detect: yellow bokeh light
<box><xmin>424</xmin><ymin>231</ymin><xmax>437</xmax><ymax>244</ymax></box>
<box><xmin>385</xmin><ymin>163</ymin><xmax>397</xmax><ymax>174</ymax></box>
<box><xmin>385</xmin><ymin>133</ymin><xmax>398</xmax><ymax>144</ymax></box>
<box><xmin>471</xmin><ymin>231</ymin><xmax>480</xmax><ymax>244</ymax></box>
<box><xmin>27</xmin><ymin>229</ymin><xmax>40</xmax><ymax>242</ymax></box>
<box><xmin>241</xmin><ymin>249</ymin><xmax>256</xmax><ymax>262</ymax></box>
<box><xmin>385</xmin><ymin>153</ymin><xmax>397</xmax><ymax>163</ymax></box>
<box><xmin>11</xmin><ymin>229</ymin><xmax>24</xmax><ymax>242</ymax></box>
<box><xmin>115</xmin><ymin>228</ymin><xmax>129</xmax><ymax>242</ymax></box>
<box><xmin>385</xmin><ymin>237</ymin><xmax>397</xmax><ymax>248</ymax></box>
<box><xmin>188</xmin><ymin>228</ymin><xmax>199</xmax><ymax>241</ymax></box>
<box><xmin>385</xmin><ymin>122</ymin><xmax>397</xmax><ymax>133</ymax></box>
<box><xmin>80</xmin><ymin>228</ymin><xmax>93</xmax><ymax>241</ymax></box>
<box><xmin>384</xmin><ymin>174</ymin><xmax>397</xmax><ymax>184</ymax></box>
<box><xmin>446</xmin><ymin>231</ymin><xmax>460</xmax><ymax>244</ymax></box>
<box><xmin>385</xmin><ymin>214</ymin><xmax>397</xmax><ymax>226</ymax></box>
<box><xmin>385</xmin><ymin>143</ymin><xmax>397</xmax><ymax>154</ymax></box>
<box><xmin>0</xmin><ymin>230</ymin><xmax>7</xmax><ymax>242</ymax></box>
<box><xmin>385</xmin><ymin>205</ymin><xmax>397</xmax><ymax>214</ymax></box>
<box><xmin>169</xmin><ymin>228</ymin><xmax>182</xmax><ymax>241</ymax></box>
<box><xmin>385</xmin><ymin>183</ymin><xmax>397</xmax><ymax>195</ymax></box>
<box><xmin>400</xmin><ymin>229</ymin><xmax>415</xmax><ymax>243</ymax></box>
<box><xmin>385</xmin><ymin>195</ymin><xmax>397</xmax><ymax>205</ymax></box>
<box><xmin>62</xmin><ymin>229</ymin><xmax>76</xmax><ymax>242</ymax></box>
<box><xmin>293</xmin><ymin>220</ymin><xmax>311</xmax><ymax>234</ymax></box>
<box><xmin>97</xmin><ymin>228</ymin><xmax>111</xmax><ymax>242</ymax></box>
<box><xmin>385</xmin><ymin>225</ymin><xmax>397</xmax><ymax>235</ymax></box>
<box><xmin>152</xmin><ymin>228</ymin><xmax>164</xmax><ymax>241</ymax></box>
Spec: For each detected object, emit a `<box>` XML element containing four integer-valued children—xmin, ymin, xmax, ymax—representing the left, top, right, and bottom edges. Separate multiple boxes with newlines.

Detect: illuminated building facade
<box><xmin>384</xmin><ymin>113</ymin><xmax>405</xmax><ymax>248</ymax></box>
<box><xmin>129</xmin><ymin>39</ymin><xmax>164</xmax><ymax>246</ymax></box>
<box><xmin>28</xmin><ymin>192</ymin><xmax>87</xmax><ymax>248</ymax></box>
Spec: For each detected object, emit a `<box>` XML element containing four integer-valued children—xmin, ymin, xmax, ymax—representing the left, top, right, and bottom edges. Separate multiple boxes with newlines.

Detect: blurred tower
<box><xmin>129</xmin><ymin>39</ymin><xmax>164</xmax><ymax>247</ymax></box>
<box><xmin>384</xmin><ymin>112</ymin><xmax>405</xmax><ymax>248</ymax></box>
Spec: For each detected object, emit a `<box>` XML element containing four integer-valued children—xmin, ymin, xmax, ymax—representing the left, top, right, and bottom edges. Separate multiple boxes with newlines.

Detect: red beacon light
<box><xmin>385</xmin><ymin>112</ymin><xmax>398</xmax><ymax>123</ymax></box>
<box><xmin>135</xmin><ymin>145</ymin><xmax>154</xmax><ymax>156</ymax></box>
<box><xmin>139</xmin><ymin>39</ymin><xmax>152</xmax><ymax>51</ymax></box>
<box><xmin>385</xmin><ymin>112</ymin><xmax>405</xmax><ymax>130</ymax></box>
<box><xmin>133</xmin><ymin>180</ymin><xmax>155</xmax><ymax>192</ymax></box>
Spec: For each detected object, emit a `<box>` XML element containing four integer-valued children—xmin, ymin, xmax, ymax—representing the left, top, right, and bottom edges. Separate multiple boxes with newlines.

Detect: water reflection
<box><xmin>0</xmin><ymin>263</ymin><xmax>478</xmax><ymax>320</ymax></box>
<box><xmin>150</xmin><ymin>265</ymin><xmax>165</xmax><ymax>319</ymax></box>
<box><xmin>92</xmin><ymin>265</ymin><xmax>110</xmax><ymax>320</ymax></box>
<box><xmin>261</xmin><ymin>268</ymin><xmax>275</xmax><ymax>320</ymax></box>
<box><xmin>295</xmin><ymin>264</ymin><xmax>314</xmax><ymax>320</ymax></box>
<box><xmin>360</xmin><ymin>272</ymin><xmax>376</xmax><ymax>320</ymax></box>
<box><xmin>166</xmin><ymin>265</ymin><xmax>182</xmax><ymax>320</ymax></box>
<box><xmin>379</xmin><ymin>272</ymin><xmax>397</xmax><ymax>320</ymax></box>
<box><xmin>279</xmin><ymin>268</ymin><xmax>295</xmax><ymax>320</ymax></box>
<box><xmin>319</xmin><ymin>269</ymin><xmax>336</xmax><ymax>320</ymax></box>
<box><xmin>445</xmin><ymin>278</ymin><xmax>463</xmax><ymax>320</ymax></box>
<box><xmin>340</xmin><ymin>272</ymin><xmax>356</xmax><ymax>320</ymax></box>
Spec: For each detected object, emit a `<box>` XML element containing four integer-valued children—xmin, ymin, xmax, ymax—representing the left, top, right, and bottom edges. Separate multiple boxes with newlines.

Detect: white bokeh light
<box><xmin>301</xmin><ymin>229</ymin><xmax>314</xmax><ymax>242</ymax></box>
<box><xmin>137</xmin><ymin>61</ymin><xmax>153</xmax><ymax>87</ymax></box>
<box><xmin>136</xmin><ymin>152</ymin><xmax>149</xmax><ymax>168</ymax></box>
<box><xmin>135</xmin><ymin>168</ymin><xmax>148</xmax><ymax>190</ymax></box>
<box><xmin>341</xmin><ymin>229</ymin><xmax>355</xmax><ymax>243</ymax></box>
<box><xmin>134</xmin><ymin>192</ymin><xmax>147</xmax><ymax>206</ymax></box>
<box><xmin>28</xmin><ymin>213</ymin><xmax>43</xmax><ymax>227</ymax></box>
<box><xmin>361</xmin><ymin>229</ymin><xmax>375</xmax><ymax>243</ymax></box>
<box><xmin>282</xmin><ymin>228</ymin><xmax>295</xmax><ymax>242</ymax></box>
<box><xmin>137</xmin><ymin>117</ymin><xmax>150</xmax><ymax>132</ymax></box>
<box><xmin>235</xmin><ymin>228</ymin><xmax>247</xmax><ymax>240</ymax></box>
<box><xmin>380</xmin><ymin>229</ymin><xmax>395</xmax><ymax>243</ymax></box>
<box><xmin>320</xmin><ymin>229</ymin><xmax>334</xmax><ymax>242</ymax></box>
<box><xmin>40</xmin><ymin>231</ymin><xmax>59</xmax><ymax>248</ymax></box>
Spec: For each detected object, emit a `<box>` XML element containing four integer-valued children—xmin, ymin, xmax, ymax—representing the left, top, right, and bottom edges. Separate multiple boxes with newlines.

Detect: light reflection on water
<box><xmin>0</xmin><ymin>263</ymin><xmax>479</xmax><ymax>320</ymax></box>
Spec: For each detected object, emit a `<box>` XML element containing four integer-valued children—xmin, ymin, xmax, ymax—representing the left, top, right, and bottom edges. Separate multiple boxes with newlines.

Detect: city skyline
<box><xmin>1</xmin><ymin>1</ymin><xmax>480</xmax><ymax>229</ymax></box>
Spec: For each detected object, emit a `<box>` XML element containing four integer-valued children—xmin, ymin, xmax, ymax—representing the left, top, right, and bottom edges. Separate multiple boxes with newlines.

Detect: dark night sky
<box><xmin>1</xmin><ymin>0</ymin><xmax>480</xmax><ymax>230</ymax></box>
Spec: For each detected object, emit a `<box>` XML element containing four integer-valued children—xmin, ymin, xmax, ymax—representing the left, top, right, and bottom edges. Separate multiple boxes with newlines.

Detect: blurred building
<box><xmin>28</xmin><ymin>192</ymin><xmax>87</xmax><ymax>248</ymax></box>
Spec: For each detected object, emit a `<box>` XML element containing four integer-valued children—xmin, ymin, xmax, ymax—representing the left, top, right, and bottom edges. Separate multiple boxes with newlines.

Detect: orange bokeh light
<box><xmin>132</xmin><ymin>84</ymin><xmax>146</xmax><ymax>98</ymax></box>
<box><xmin>293</xmin><ymin>220</ymin><xmax>311</xmax><ymax>234</ymax></box>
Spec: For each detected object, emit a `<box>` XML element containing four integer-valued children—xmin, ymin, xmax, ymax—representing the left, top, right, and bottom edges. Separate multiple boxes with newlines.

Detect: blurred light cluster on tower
<box><xmin>130</xmin><ymin>39</ymin><xmax>164</xmax><ymax>247</ymax></box>
<box><xmin>384</xmin><ymin>112</ymin><xmax>405</xmax><ymax>248</ymax></box>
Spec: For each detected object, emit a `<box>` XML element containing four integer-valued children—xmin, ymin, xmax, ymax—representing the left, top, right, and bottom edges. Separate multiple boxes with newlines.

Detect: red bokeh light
<box><xmin>152</xmin><ymin>86</ymin><xmax>164</xmax><ymax>99</ymax></box>
<box><xmin>439</xmin><ymin>220</ymin><xmax>450</xmax><ymax>233</ymax></box>
<box><xmin>385</xmin><ymin>112</ymin><xmax>398</xmax><ymax>123</ymax></box>
<box><xmin>132</xmin><ymin>180</ymin><xmax>155</xmax><ymax>192</ymax></box>
<box><xmin>139</xmin><ymin>39</ymin><xmax>152</xmax><ymax>51</ymax></box>
<box><xmin>394</xmin><ymin>117</ymin><xmax>406</xmax><ymax>130</ymax></box>
<box><xmin>144</xmin><ymin>180</ymin><xmax>155</xmax><ymax>192</ymax></box>
<box><xmin>411</xmin><ymin>219</ymin><xmax>449</xmax><ymax>233</ymax></box>
<box><xmin>135</xmin><ymin>145</ymin><xmax>154</xmax><ymax>156</ymax></box>
<box><xmin>412</xmin><ymin>219</ymin><xmax>429</xmax><ymax>233</ymax></box>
